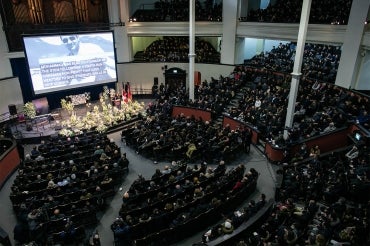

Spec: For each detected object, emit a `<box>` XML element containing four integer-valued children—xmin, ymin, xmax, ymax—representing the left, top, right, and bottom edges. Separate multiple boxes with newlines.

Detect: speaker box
<box><xmin>8</xmin><ymin>104</ymin><xmax>17</xmax><ymax>116</ymax></box>
<box><xmin>154</xmin><ymin>77</ymin><xmax>158</xmax><ymax>85</ymax></box>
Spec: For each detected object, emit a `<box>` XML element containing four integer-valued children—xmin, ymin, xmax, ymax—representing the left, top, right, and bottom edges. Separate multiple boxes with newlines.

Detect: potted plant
<box><xmin>23</xmin><ymin>102</ymin><xmax>36</xmax><ymax>119</ymax></box>
<box><xmin>23</xmin><ymin>102</ymin><xmax>36</xmax><ymax>131</ymax></box>
<box><xmin>61</xmin><ymin>98</ymin><xmax>74</xmax><ymax>115</ymax></box>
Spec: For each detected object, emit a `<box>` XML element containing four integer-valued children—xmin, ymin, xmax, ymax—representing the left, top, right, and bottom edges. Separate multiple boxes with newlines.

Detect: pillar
<box><xmin>234</xmin><ymin>37</ymin><xmax>246</xmax><ymax>64</ymax></box>
<box><xmin>188</xmin><ymin>0</ymin><xmax>195</xmax><ymax>100</ymax></box>
<box><xmin>256</xmin><ymin>39</ymin><xmax>265</xmax><ymax>55</ymax></box>
<box><xmin>220</xmin><ymin>0</ymin><xmax>238</xmax><ymax>64</ymax></box>
<box><xmin>335</xmin><ymin>0</ymin><xmax>370</xmax><ymax>89</ymax></box>
<box><xmin>284</xmin><ymin>0</ymin><xmax>312</xmax><ymax>139</ymax></box>
<box><xmin>110</xmin><ymin>0</ymin><xmax>132</xmax><ymax>63</ymax></box>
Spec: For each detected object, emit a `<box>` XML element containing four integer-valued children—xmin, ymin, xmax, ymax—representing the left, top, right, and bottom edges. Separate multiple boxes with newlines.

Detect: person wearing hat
<box><xmin>164</xmin><ymin>202</ymin><xmax>173</xmax><ymax>212</ymax></box>
<box><xmin>47</xmin><ymin>180</ymin><xmax>57</xmax><ymax>189</ymax></box>
<box><xmin>222</xmin><ymin>220</ymin><xmax>234</xmax><ymax>234</ymax></box>
<box><xmin>100</xmin><ymin>152</ymin><xmax>111</xmax><ymax>162</ymax></box>
<box><xmin>139</xmin><ymin>213</ymin><xmax>151</xmax><ymax>223</ymax></box>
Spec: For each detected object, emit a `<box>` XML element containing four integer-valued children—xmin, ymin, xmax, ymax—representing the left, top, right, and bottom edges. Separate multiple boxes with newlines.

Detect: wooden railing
<box><xmin>0</xmin><ymin>138</ymin><xmax>21</xmax><ymax>189</ymax></box>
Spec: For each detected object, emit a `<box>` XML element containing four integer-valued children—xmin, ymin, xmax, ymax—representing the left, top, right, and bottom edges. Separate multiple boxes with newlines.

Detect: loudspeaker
<box><xmin>154</xmin><ymin>77</ymin><xmax>158</xmax><ymax>85</ymax></box>
<box><xmin>8</xmin><ymin>104</ymin><xmax>17</xmax><ymax>116</ymax></box>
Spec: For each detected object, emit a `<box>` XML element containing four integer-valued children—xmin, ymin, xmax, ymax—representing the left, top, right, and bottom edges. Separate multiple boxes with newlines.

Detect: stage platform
<box><xmin>9</xmin><ymin>100</ymin><xmax>146</xmax><ymax>144</ymax></box>
<box><xmin>10</xmin><ymin>103</ymin><xmax>88</xmax><ymax>143</ymax></box>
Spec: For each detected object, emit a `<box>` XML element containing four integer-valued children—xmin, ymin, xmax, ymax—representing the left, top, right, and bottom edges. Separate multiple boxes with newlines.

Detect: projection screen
<box><xmin>23</xmin><ymin>31</ymin><xmax>117</xmax><ymax>95</ymax></box>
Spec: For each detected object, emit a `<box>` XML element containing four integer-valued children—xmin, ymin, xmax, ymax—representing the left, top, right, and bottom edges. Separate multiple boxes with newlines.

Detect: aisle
<box><xmin>95</xmin><ymin>132</ymin><xmax>276</xmax><ymax>245</ymax></box>
<box><xmin>0</xmin><ymin>131</ymin><xmax>277</xmax><ymax>246</ymax></box>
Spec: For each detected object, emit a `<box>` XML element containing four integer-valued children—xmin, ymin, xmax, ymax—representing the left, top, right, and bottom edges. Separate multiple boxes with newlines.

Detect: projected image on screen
<box><xmin>23</xmin><ymin>31</ymin><xmax>117</xmax><ymax>95</ymax></box>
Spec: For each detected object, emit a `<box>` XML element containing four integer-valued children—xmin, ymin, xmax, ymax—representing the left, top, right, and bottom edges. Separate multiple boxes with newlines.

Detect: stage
<box><xmin>9</xmin><ymin>99</ymin><xmax>147</xmax><ymax>144</ymax></box>
<box><xmin>10</xmin><ymin>103</ymin><xmax>89</xmax><ymax>142</ymax></box>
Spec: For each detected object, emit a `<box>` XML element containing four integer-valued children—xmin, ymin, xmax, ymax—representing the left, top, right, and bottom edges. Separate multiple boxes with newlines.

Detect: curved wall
<box><xmin>0</xmin><ymin>139</ymin><xmax>20</xmax><ymax>189</ymax></box>
<box><xmin>117</xmin><ymin>62</ymin><xmax>235</xmax><ymax>92</ymax></box>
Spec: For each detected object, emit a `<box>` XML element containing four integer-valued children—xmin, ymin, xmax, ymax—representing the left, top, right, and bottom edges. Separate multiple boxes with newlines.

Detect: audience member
<box><xmin>241</xmin><ymin>0</ymin><xmax>352</xmax><ymax>25</ymax></box>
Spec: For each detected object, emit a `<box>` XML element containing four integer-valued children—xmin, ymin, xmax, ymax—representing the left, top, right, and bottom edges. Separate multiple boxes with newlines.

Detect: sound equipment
<box><xmin>8</xmin><ymin>104</ymin><xmax>17</xmax><ymax>116</ymax></box>
<box><xmin>154</xmin><ymin>77</ymin><xmax>158</xmax><ymax>85</ymax></box>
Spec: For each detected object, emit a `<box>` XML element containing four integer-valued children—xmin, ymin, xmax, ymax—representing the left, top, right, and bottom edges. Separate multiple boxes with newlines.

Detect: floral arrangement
<box><xmin>23</xmin><ymin>102</ymin><xmax>36</xmax><ymax>119</ymax></box>
<box><xmin>59</xmin><ymin>128</ymin><xmax>74</xmax><ymax>137</ymax></box>
<box><xmin>61</xmin><ymin>98</ymin><xmax>74</xmax><ymax>114</ymax></box>
<box><xmin>102</xmin><ymin>86</ymin><xmax>110</xmax><ymax>100</ymax></box>
<box><xmin>58</xmin><ymin>88</ymin><xmax>147</xmax><ymax>136</ymax></box>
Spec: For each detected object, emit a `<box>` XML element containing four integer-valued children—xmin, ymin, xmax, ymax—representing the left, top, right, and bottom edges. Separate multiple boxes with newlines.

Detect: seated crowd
<box><xmin>123</xmin><ymin>110</ymin><xmax>251</xmax><ymax>164</ymax></box>
<box><xmin>130</xmin><ymin>0</ymin><xmax>222</xmax><ymax>22</ymax></box>
<box><xmin>11</xmin><ymin>131</ymin><xmax>129</xmax><ymax>245</ymax></box>
<box><xmin>112</xmin><ymin>161</ymin><xmax>259</xmax><ymax>245</ymax></box>
<box><xmin>120</xmin><ymin>57</ymin><xmax>368</xmax><ymax>244</ymax></box>
<box><xmin>227</xmin><ymin>65</ymin><xmax>369</xmax><ymax>146</ymax></box>
<box><xmin>140</xmin><ymin>36</ymin><xmax>220</xmax><ymax>63</ymax></box>
<box><xmin>147</xmin><ymin>43</ymin><xmax>368</xmax><ymax>149</ymax></box>
<box><xmin>245</xmin><ymin>42</ymin><xmax>341</xmax><ymax>83</ymax></box>
<box><xmin>201</xmin><ymin>193</ymin><xmax>267</xmax><ymax>243</ymax></box>
<box><xmin>235</xmin><ymin>141</ymin><xmax>369</xmax><ymax>246</ymax></box>
<box><xmin>7</xmin><ymin>40</ymin><xmax>369</xmax><ymax>245</ymax></box>
<box><xmin>154</xmin><ymin>74</ymin><xmax>244</xmax><ymax>116</ymax></box>
<box><xmin>241</xmin><ymin>0</ymin><xmax>352</xmax><ymax>25</ymax></box>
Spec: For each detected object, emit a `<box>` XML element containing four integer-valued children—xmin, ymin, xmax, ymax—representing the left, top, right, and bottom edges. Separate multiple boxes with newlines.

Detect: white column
<box><xmin>107</xmin><ymin>0</ymin><xmax>120</xmax><ymax>23</ymax></box>
<box><xmin>284</xmin><ymin>0</ymin><xmax>312</xmax><ymax>139</ymax></box>
<box><xmin>112</xmin><ymin>0</ymin><xmax>131</xmax><ymax>63</ymax></box>
<box><xmin>0</xmin><ymin>17</ymin><xmax>13</xmax><ymax>79</ymax></box>
<box><xmin>335</xmin><ymin>0</ymin><xmax>370</xmax><ymax>89</ymax></box>
<box><xmin>220</xmin><ymin>0</ymin><xmax>238</xmax><ymax>64</ymax></box>
<box><xmin>238</xmin><ymin>0</ymin><xmax>247</xmax><ymax>19</ymax></box>
<box><xmin>234</xmin><ymin>37</ymin><xmax>245</xmax><ymax>64</ymax></box>
<box><xmin>188</xmin><ymin>0</ymin><xmax>195</xmax><ymax>100</ymax></box>
<box><xmin>256</xmin><ymin>39</ymin><xmax>265</xmax><ymax>55</ymax></box>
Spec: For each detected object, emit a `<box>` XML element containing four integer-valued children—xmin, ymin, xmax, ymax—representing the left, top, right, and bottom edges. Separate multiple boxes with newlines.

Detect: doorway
<box><xmin>164</xmin><ymin>67</ymin><xmax>186</xmax><ymax>92</ymax></box>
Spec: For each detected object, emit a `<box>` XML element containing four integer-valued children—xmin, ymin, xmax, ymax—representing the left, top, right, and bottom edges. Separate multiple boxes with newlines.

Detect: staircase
<box><xmin>133</xmin><ymin>51</ymin><xmax>147</xmax><ymax>62</ymax></box>
<box><xmin>211</xmin><ymin>80</ymin><xmax>266</xmax><ymax>155</ymax></box>
<box><xmin>213</xmin><ymin>81</ymin><xmax>253</xmax><ymax>125</ymax></box>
